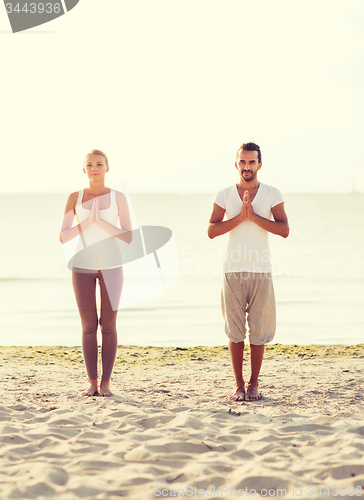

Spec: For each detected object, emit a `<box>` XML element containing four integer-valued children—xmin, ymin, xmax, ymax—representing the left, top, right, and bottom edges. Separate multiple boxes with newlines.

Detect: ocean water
<box><xmin>0</xmin><ymin>192</ymin><xmax>363</xmax><ymax>346</ymax></box>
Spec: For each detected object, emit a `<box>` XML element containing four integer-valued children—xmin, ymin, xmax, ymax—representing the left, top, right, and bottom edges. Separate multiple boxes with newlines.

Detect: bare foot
<box><xmin>230</xmin><ymin>385</ymin><xmax>245</xmax><ymax>401</ymax></box>
<box><xmin>100</xmin><ymin>381</ymin><xmax>113</xmax><ymax>397</ymax></box>
<box><xmin>82</xmin><ymin>382</ymin><xmax>99</xmax><ymax>397</ymax></box>
<box><xmin>245</xmin><ymin>384</ymin><xmax>262</xmax><ymax>402</ymax></box>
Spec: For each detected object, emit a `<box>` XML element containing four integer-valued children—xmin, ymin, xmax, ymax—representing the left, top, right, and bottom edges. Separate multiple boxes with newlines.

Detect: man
<box><xmin>208</xmin><ymin>142</ymin><xmax>289</xmax><ymax>401</ymax></box>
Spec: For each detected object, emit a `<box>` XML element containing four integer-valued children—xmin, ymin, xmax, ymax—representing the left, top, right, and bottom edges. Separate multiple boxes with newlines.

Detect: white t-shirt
<box><xmin>214</xmin><ymin>183</ymin><xmax>284</xmax><ymax>273</ymax></box>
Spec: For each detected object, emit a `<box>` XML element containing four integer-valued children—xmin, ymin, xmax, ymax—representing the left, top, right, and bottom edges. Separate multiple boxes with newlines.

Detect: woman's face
<box><xmin>83</xmin><ymin>154</ymin><xmax>109</xmax><ymax>181</ymax></box>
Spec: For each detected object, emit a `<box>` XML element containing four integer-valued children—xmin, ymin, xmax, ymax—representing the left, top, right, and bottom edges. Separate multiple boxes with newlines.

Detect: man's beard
<box><xmin>241</xmin><ymin>170</ymin><xmax>257</xmax><ymax>181</ymax></box>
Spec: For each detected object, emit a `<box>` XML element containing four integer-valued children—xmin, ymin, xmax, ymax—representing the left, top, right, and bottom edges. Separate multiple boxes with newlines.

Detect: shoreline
<box><xmin>1</xmin><ymin>345</ymin><xmax>363</xmax><ymax>499</ymax></box>
<box><xmin>1</xmin><ymin>343</ymin><xmax>364</xmax><ymax>364</ymax></box>
<box><xmin>0</xmin><ymin>344</ymin><xmax>364</xmax><ymax>368</ymax></box>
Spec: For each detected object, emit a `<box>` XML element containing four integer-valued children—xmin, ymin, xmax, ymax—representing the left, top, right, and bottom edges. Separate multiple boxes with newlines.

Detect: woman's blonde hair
<box><xmin>84</xmin><ymin>149</ymin><xmax>109</xmax><ymax>165</ymax></box>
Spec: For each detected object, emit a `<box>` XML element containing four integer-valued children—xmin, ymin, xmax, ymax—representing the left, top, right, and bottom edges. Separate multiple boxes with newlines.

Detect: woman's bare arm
<box><xmin>59</xmin><ymin>192</ymin><xmax>93</xmax><ymax>244</ymax></box>
<box><xmin>93</xmin><ymin>191</ymin><xmax>133</xmax><ymax>244</ymax></box>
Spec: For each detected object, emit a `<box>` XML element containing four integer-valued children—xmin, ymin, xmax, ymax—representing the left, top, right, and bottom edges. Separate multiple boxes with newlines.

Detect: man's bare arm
<box><xmin>208</xmin><ymin>203</ymin><xmax>246</xmax><ymax>239</ymax></box>
<box><xmin>245</xmin><ymin>194</ymin><xmax>289</xmax><ymax>238</ymax></box>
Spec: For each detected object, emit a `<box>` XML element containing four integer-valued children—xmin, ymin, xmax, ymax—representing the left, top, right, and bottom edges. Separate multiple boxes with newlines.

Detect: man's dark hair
<box><xmin>236</xmin><ymin>142</ymin><xmax>262</xmax><ymax>163</ymax></box>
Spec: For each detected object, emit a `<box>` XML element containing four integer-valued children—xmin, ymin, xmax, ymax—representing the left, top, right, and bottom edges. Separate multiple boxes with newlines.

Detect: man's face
<box><xmin>235</xmin><ymin>149</ymin><xmax>262</xmax><ymax>182</ymax></box>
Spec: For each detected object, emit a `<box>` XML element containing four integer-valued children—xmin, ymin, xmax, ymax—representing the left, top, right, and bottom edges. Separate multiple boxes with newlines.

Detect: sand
<box><xmin>0</xmin><ymin>344</ymin><xmax>364</xmax><ymax>499</ymax></box>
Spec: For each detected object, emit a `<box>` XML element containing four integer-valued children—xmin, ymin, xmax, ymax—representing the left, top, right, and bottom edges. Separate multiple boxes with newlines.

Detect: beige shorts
<box><xmin>221</xmin><ymin>272</ymin><xmax>276</xmax><ymax>345</ymax></box>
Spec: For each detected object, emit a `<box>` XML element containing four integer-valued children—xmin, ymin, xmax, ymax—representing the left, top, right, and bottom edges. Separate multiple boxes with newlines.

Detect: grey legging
<box><xmin>72</xmin><ymin>266</ymin><xmax>123</xmax><ymax>381</ymax></box>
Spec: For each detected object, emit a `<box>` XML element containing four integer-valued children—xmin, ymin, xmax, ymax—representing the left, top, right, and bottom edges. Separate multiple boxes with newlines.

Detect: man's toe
<box><xmin>230</xmin><ymin>390</ymin><xmax>245</xmax><ymax>402</ymax></box>
<box><xmin>245</xmin><ymin>391</ymin><xmax>262</xmax><ymax>402</ymax></box>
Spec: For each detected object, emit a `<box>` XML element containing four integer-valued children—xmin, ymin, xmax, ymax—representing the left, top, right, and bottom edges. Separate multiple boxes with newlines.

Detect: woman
<box><xmin>60</xmin><ymin>150</ymin><xmax>132</xmax><ymax>397</ymax></box>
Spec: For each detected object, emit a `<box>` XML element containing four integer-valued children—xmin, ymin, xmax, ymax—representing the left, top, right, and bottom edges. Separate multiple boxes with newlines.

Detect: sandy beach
<box><xmin>0</xmin><ymin>344</ymin><xmax>364</xmax><ymax>499</ymax></box>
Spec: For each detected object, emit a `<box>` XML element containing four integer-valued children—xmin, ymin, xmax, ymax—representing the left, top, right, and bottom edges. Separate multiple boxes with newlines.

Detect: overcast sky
<box><xmin>1</xmin><ymin>0</ymin><xmax>364</xmax><ymax>193</ymax></box>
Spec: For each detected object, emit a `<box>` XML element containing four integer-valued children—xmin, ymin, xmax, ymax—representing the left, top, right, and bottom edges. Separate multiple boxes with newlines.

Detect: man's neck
<box><xmin>237</xmin><ymin>178</ymin><xmax>260</xmax><ymax>190</ymax></box>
